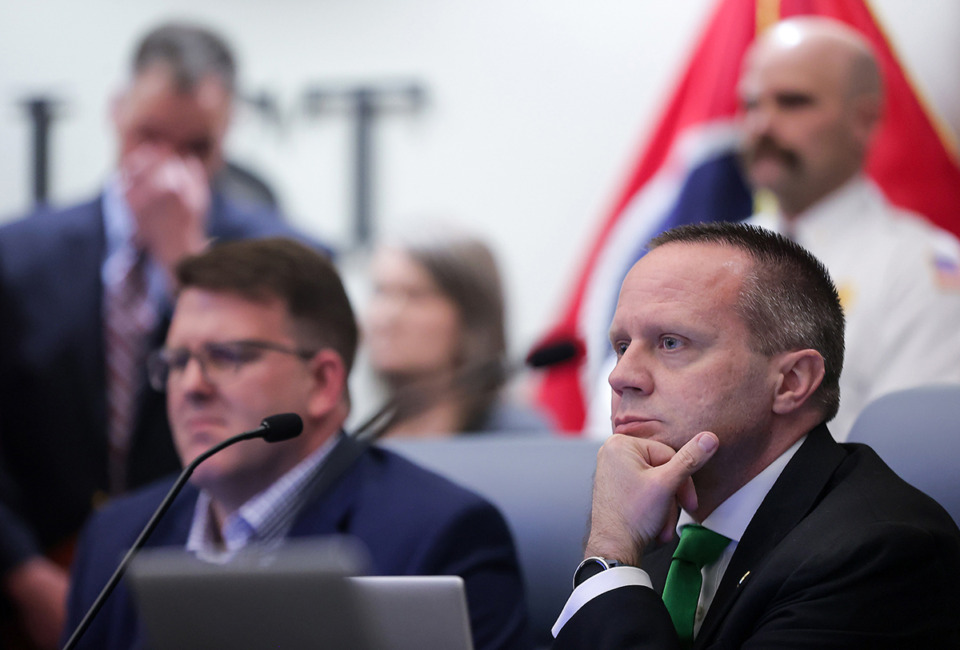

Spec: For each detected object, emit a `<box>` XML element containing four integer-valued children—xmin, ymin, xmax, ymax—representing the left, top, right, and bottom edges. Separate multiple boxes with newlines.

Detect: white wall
<box><xmin>2</xmin><ymin>0</ymin><xmax>958</xmax><ymax>363</ymax></box>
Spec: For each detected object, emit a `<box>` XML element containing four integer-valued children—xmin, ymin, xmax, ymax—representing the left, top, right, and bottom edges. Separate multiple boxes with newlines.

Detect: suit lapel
<box><xmin>147</xmin><ymin>485</ymin><xmax>201</xmax><ymax>547</ymax></box>
<box><xmin>62</xmin><ymin>198</ymin><xmax>111</xmax><ymax>447</ymax></box>
<box><xmin>694</xmin><ymin>425</ymin><xmax>846</xmax><ymax>647</ymax></box>
<box><xmin>288</xmin><ymin>436</ymin><xmax>370</xmax><ymax>538</ymax></box>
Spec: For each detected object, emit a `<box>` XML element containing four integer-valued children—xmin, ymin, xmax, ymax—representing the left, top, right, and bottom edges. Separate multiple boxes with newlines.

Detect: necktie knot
<box><xmin>672</xmin><ymin>523</ymin><xmax>731</xmax><ymax>568</ymax></box>
<box><xmin>117</xmin><ymin>249</ymin><xmax>148</xmax><ymax>304</ymax></box>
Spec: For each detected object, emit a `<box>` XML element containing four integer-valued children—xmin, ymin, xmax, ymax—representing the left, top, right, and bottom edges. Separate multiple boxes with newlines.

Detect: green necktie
<box><xmin>662</xmin><ymin>524</ymin><xmax>731</xmax><ymax>648</ymax></box>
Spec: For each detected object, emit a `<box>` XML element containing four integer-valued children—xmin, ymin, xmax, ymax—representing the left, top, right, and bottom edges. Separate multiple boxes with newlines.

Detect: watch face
<box><xmin>573</xmin><ymin>557</ymin><xmax>607</xmax><ymax>588</ymax></box>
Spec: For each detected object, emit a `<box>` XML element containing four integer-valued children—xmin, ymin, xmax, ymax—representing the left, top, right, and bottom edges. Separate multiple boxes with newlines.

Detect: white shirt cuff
<box><xmin>551</xmin><ymin>566</ymin><xmax>652</xmax><ymax>637</ymax></box>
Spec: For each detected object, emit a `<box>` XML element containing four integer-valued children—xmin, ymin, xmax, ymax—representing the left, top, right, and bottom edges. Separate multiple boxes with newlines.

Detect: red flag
<box><xmin>533</xmin><ymin>0</ymin><xmax>960</xmax><ymax>433</ymax></box>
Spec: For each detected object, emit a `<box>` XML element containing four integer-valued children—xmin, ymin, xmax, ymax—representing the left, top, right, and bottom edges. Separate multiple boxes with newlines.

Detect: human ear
<box><xmin>852</xmin><ymin>94</ymin><xmax>882</xmax><ymax>144</ymax></box>
<box><xmin>771</xmin><ymin>349</ymin><xmax>825</xmax><ymax>415</ymax></box>
<box><xmin>306</xmin><ymin>349</ymin><xmax>347</xmax><ymax>419</ymax></box>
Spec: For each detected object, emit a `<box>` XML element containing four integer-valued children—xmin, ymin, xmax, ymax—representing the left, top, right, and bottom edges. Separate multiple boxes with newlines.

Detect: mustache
<box><xmin>743</xmin><ymin>136</ymin><xmax>802</xmax><ymax>170</ymax></box>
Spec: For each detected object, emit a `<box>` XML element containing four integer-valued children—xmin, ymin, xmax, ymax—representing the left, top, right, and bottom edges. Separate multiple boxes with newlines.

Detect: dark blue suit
<box><xmin>0</xmin><ymin>193</ymin><xmax>313</xmax><ymax>576</ymax></box>
<box><xmin>64</xmin><ymin>439</ymin><xmax>529</xmax><ymax>650</ymax></box>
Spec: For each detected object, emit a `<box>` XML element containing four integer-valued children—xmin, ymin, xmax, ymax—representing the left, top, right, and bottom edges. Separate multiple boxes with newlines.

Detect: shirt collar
<box><xmin>102</xmin><ymin>174</ymin><xmax>134</xmax><ymax>260</ymax></box>
<box><xmin>790</xmin><ymin>174</ymin><xmax>877</xmax><ymax>242</ymax></box>
<box><xmin>678</xmin><ymin>434</ymin><xmax>807</xmax><ymax>543</ymax></box>
<box><xmin>100</xmin><ymin>176</ymin><xmax>172</xmax><ymax>301</ymax></box>
<box><xmin>753</xmin><ymin>175</ymin><xmax>882</xmax><ymax>244</ymax></box>
<box><xmin>186</xmin><ymin>434</ymin><xmax>338</xmax><ymax>563</ymax></box>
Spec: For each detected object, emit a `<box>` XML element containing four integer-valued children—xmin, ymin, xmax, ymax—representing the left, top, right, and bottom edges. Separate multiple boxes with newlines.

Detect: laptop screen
<box><xmin>127</xmin><ymin>538</ymin><xmax>473</xmax><ymax>650</ymax></box>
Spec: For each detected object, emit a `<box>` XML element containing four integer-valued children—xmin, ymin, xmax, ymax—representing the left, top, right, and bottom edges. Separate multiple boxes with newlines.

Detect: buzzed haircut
<box><xmin>175</xmin><ymin>238</ymin><xmax>358</xmax><ymax>373</ymax></box>
<box><xmin>132</xmin><ymin>21</ymin><xmax>236</xmax><ymax>94</ymax></box>
<box><xmin>649</xmin><ymin>222</ymin><xmax>845</xmax><ymax>421</ymax></box>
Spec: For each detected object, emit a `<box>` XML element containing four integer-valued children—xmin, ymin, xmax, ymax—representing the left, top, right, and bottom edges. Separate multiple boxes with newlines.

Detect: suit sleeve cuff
<box><xmin>552</xmin><ymin>566</ymin><xmax>652</xmax><ymax>637</ymax></box>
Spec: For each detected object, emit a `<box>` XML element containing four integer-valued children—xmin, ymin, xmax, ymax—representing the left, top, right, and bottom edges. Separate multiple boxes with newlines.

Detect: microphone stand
<box><xmin>62</xmin><ymin>417</ymin><xmax>300</xmax><ymax>650</ymax></box>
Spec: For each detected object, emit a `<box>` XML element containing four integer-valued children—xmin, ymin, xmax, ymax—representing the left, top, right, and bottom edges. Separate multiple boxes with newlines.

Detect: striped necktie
<box><xmin>104</xmin><ymin>249</ymin><xmax>153</xmax><ymax>493</ymax></box>
<box><xmin>662</xmin><ymin>523</ymin><xmax>731</xmax><ymax>648</ymax></box>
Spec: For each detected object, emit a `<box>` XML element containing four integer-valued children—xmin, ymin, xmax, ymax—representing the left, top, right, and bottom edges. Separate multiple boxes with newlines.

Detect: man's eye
<box><xmin>661</xmin><ymin>336</ymin><xmax>682</xmax><ymax>351</ymax></box>
<box><xmin>613</xmin><ymin>341</ymin><xmax>629</xmax><ymax>357</ymax></box>
<box><xmin>205</xmin><ymin>345</ymin><xmax>247</xmax><ymax>368</ymax></box>
<box><xmin>137</xmin><ymin>127</ymin><xmax>163</xmax><ymax>143</ymax></box>
<box><xmin>776</xmin><ymin>92</ymin><xmax>814</xmax><ymax>109</ymax></box>
<box><xmin>168</xmin><ymin>350</ymin><xmax>192</xmax><ymax>371</ymax></box>
<box><xmin>188</xmin><ymin>142</ymin><xmax>212</xmax><ymax>158</ymax></box>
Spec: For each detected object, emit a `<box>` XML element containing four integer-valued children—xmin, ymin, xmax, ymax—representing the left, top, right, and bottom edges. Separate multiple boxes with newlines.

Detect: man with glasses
<box><xmin>62</xmin><ymin>238</ymin><xmax>528</xmax><ymax>650</ymax></box>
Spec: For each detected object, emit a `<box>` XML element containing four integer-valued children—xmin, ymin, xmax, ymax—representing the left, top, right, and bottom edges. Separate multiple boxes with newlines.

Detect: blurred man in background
<box><xmin>739</xmin><ymin>16</ymin><xmax>960</xmax><ymax>439</ymax></box>
<box><xmin>0</xmin><ymin>22</ymin><xmax>311</xmax><ymax>648</ymax></box>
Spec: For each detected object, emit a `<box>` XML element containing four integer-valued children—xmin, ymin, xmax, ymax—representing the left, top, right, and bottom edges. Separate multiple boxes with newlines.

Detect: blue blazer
<box><xmin>64</xmin><ymin>439</ymin><xmax>529</xmax><ymax>650</ymax></box>
<box><xmin>0</xmin><ymin>193</ymin><xmax>312</xmax><ymax>574</ymax></box>
<box><xmin>552</xmin><ymin>424</ymin><xmax>960</xmax><ymax>649</ymax></box>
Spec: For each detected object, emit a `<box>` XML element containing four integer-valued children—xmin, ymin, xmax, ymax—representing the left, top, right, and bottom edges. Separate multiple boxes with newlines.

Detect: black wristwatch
<box><xmin>572</xmin><ymin>556</ymin><xmax>626</xmax><ymax>589</ymax></box>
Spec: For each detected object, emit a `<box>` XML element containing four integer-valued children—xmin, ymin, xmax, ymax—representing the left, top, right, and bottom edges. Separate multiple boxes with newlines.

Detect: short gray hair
<box><xmin>133</xmin><ymin>21</ymin><xmax>236</xmax><ymax>94</ymax></box>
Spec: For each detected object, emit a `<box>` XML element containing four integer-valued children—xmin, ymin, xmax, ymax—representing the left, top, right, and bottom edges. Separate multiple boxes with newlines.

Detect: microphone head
<box><xmin>259</xmin><ymin>413</ymin><xmax>304</xmax><ymax>443</ymax></box>
<box><xmin>526</xmin><ymin>338</ymin><xmax>583</xmax><ymax>369</ymax></box>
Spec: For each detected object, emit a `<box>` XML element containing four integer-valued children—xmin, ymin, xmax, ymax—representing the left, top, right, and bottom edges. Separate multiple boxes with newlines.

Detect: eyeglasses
<box><xmin>147</xmin><ymin>339</ymin><xmax>316</xmax><ymax>391</ymax></box>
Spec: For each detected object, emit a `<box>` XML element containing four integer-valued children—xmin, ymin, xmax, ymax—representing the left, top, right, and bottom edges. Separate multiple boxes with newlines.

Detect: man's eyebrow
<box><xmin>608</xmin><ymin>325</ymin><xmax>626</xmax><ymax>344</ymax></box>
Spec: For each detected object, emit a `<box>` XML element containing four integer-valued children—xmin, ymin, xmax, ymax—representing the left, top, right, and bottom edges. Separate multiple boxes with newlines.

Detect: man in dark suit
<box><xmin>0</xmin><ymin>23</ymin><xmax>312</xmax><ymax>648</ymax></box>
<box><xmin>62</xmin><ymin>238</ymin><xmax>527</xmax><ymax>650</ymax></box>
<box><xmin>552</xmin><ymin>222</ymin><xmax>960</xmax><ymax>648</ymax></box>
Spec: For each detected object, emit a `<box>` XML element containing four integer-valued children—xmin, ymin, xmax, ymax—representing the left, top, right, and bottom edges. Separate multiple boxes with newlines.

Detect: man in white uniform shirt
<box><xmin>740</xmin><ymin>16</ymin><xmax>960</xmax><ymax>440</ymax></box>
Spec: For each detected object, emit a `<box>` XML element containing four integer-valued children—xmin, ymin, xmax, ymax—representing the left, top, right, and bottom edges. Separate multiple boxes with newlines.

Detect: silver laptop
<box><xmin>127</xmin><ymin>539</ymin><xmax>474</xmax><ymax>650</ymax></box>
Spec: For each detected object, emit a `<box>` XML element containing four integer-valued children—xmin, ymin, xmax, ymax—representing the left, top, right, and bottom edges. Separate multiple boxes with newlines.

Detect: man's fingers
<box><xmin>588</xmin><ymin>432</ymin><xmax>719</xmax><ymax>559</ymax></box>
<box><xmin>677</xmin><ymin>431</ymin><xmax>719</xmax><ymax>470</ymax></box>
<box><xmin>660</xmin><ymin>432</ymin><xmax>718</xmax><ymax>515</ymax></box>
<box><xmin>121</xmin><ymin>144</ymin><xmax>162</xmax><ymax>185</ymax></box>
<box><xmin>662</xmin><ymin>432</ymin><xmax>719</xmax><ymax>488</ymax></box>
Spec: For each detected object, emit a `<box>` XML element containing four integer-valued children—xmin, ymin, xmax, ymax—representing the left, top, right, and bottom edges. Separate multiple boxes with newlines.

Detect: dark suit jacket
<box><xmin>553</xmin><ymin>424</ymin><xmax>960</xmax><ymax>649</ymax></box>
<box><xmin>63</xmin><ymin>439</ymin><xmax>529</xmax><ymax>650</ymax></box>
<box><xmin>0</xmin><ymin>193</ymin><xmax>313</xmax><ymax>575</ymax></box>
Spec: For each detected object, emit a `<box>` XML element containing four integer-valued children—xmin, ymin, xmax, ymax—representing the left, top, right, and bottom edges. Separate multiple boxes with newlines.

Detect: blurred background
<box><xmin>1</xmin><ymin>0</ymin><xmax>958</xmax><ymax>362</ymax></box>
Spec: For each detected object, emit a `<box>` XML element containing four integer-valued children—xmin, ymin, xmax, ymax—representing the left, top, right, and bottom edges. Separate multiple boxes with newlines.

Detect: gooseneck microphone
<box><xmin>62</xmin><ymin>413</ymin><xmax>304</xmax><ymax>650</ymax></box>
<box><xmin>256</xmin><ymin>412</ymin><xmax>305</xmax><ymax>443</ymax></box>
